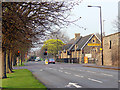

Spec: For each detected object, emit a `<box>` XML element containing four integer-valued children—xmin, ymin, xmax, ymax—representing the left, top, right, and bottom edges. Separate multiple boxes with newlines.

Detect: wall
<box><xmin>82</xmin><ymin>35</ymin><xmax>101</xmax><ymax>64</ymax></box>
<box><xmin>61</xmin><ymin>50</ymin><xmax>68</xmax><ymax>58</ymax></box>
<box><xmin>103</xmin><ymin>32</ymin><xmax>119</xmax><ymax>66</ymax></box>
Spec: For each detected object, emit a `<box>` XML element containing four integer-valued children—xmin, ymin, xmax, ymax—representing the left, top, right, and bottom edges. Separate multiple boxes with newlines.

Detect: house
<box><xmin>60</xmin><ymin>33</ymin><xmax>101</xmax><ymax>64</ymax></box>
<box><xmin>103</xmin><ymin>32</ymin><xmax>120</xmax><ymax>66</ymax></box>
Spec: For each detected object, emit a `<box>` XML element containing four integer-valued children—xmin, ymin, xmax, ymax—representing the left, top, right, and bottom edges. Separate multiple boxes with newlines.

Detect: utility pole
<box><xmin>56</xmin><ymin>35</ymin><xmax>58</xmax><ymax>60</ymax></box>
<box><xmin>88</xmin><ymin>5</ymin><xmax>104</xmax><ymax>65</ymax></box>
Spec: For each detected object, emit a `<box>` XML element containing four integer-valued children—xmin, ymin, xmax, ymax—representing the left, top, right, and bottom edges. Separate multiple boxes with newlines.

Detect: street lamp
<box><xmin>88</xmin><ymin>5</ymin><xmax>104</xmax><ymax>65</ymax></box>
<box><xmin>103</xmin><ymin>20</ymin><xmax>106</xmax><ymax>36</ymax></box>
<box><xmin>56</xmin><ymin>35</ymin><xmax>58</xmax><ymax>60</ymax></box>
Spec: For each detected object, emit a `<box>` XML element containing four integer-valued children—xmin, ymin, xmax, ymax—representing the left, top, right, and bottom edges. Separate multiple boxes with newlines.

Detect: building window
<box><xmin>93</xmin><ymin>40</ymin><xmax>95</xmax><ymax>43</ymax></box>
<box><xmin>109</xmin><ymin>40</ymin><xmax>111</xmax><ymax>49</ymax></box>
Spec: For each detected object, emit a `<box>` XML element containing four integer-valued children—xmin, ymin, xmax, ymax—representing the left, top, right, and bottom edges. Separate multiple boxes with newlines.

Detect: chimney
<box><xmin>75</xmin><ymin>33</ymin><xmax>80</xmax><ymax>40</ymax></box>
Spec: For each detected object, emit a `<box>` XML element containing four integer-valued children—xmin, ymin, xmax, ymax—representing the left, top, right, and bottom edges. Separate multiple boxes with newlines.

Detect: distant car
<box><xmin>35</xmin><ymin>57</ymin><xmax>41</xmax><ymax>62</ymax></box>
<box><xmin>48</xmin><ymin>58</ymin><xmax>55</xmax><ymax>64</ymax></box>
<box><xmin>27</xmin><ymin>56</ymin><xmax>36</xmax><ymax>61</ymax></box>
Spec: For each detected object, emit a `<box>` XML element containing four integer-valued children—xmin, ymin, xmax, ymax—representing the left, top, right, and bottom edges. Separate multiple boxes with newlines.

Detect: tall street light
<box><xmin>56</xmin><ymin>35</ymin><xmax>58</xmax><ymax>60</ymax></box>
<box><xmin>88</xmin><ymin>5</ymin><xmax>104</xmax><ymax>65</ymax></box>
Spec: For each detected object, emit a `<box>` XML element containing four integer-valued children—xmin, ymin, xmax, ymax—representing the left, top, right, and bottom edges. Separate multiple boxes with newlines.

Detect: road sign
<box><xmin>88</xmin><ymin>43</ymin><xmax>100</xmax><ymax>46</ymax></box>
<box><xmin>85</xmin><ymin>54</ymin><xmax>92</xmax><ymax>58</ymax></box>
<box><xmin>100</xmin><ymin>48</ymin><xmax>102</xmax><ymax>50</ymax></box>
<box><xmin>45</xmin><ymin>59</ymin><xmax>48</xmax><ymax>64</ymax></box>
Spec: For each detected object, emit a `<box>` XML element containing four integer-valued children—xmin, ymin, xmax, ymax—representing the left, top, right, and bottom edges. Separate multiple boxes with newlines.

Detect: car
<box><xmin>35</xmin><ymin>57</ymin><xmax>41</xmax><ymax>62</ymax></box>
<box><xmin>27</xmin><ymin>56</ymin><xmax>36</xmax><ymax>61</ymax></box>
<box><xmin>48</xmin><ymin>58</ymin><xmax>55</xmax><ymax>64</ymax></box>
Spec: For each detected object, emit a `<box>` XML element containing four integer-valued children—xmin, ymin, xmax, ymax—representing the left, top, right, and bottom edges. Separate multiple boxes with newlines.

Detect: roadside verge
<box><xmin>2</xmin><ymin>69</ymin><xmax>47</xmax><ymax>89</ymax></box>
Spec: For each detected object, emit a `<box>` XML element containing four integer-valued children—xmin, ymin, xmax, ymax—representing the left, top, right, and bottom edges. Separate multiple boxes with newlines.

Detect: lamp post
<box><xmin>88</xmin><ymin>5</ymin><xmax>104</xmax><ymax>65</ymax></box>
<box><xmin>103</xmin><ymin>20</ymin><xmax>106</xmax><ymax>36</ymax></box>
<box><xmin>56</xmin><ymin>35</ymin><xmax>58</xmax><ymax>60</ymax></box>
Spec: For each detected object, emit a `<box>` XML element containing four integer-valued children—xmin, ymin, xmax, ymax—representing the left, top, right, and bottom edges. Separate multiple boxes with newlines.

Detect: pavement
<box><xmin>82</xmin><ymin>64</ymin><xmax>120</xmax><ymax>70</ymax></box>
<box><xmin>57</xmin><ymin>62</ymin><xmax>120</xmax><ymax>70</ymax></box>
<box><xmin>19</xmin><ymin>61</ymin><xmax>119</xmax><ymax>89</ymax></box>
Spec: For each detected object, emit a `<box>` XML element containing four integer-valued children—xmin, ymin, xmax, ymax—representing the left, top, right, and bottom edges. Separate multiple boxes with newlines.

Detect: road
<box><xmin>24</xmin><ymin>61</ymin><xmax>119</xmax><ymax>89</ymax></box>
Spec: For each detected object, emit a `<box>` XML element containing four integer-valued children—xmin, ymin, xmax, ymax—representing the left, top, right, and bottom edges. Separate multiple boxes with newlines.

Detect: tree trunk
<box><xmin>6</xmin><ymin>50</ymin><xmax>9</xmax><ymax>73</ymax></box>
<box><xmin>0</xmin><ymin>48</ymin><xmax>2</xmax><ymax>79</ymax></box>
<box><xmin>10</xmin><ymin>49</ymin><xmax>13</xmax><ymax>72</ymax></box>
<box><xmin>2</xmin><ymin>48</ymin><xmax>7</xmax><ymax>78</ymax></box>
<box><xmin>7</xmin><ymin>49</ymin><xmax>12</xmax><ymax>73</ymax></box>
<box><xmin>13</xmin><ymin>55</ymin><xmax>17</xmax><ymax>66</ymax></box>
<box><xmin>10</xmin><ymin>52</ymin><xmax>13</xmax><ymax>71</ymax></box>
<box><xmin>21</xmin><ymin>52</ymin><xmax>22</xmax><ymax>65</ymax></box>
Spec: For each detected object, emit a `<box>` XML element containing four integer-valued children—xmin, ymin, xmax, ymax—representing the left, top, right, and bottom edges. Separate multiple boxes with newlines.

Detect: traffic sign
<box><xmin>100</xmin><ymin>48</ymin><xmax>102</xmax><ymax>50</ymax></box>
<box><xmin>88</xmin><ymin>43</ymin><xmax>100</xmax><ymax>46</ymax></box>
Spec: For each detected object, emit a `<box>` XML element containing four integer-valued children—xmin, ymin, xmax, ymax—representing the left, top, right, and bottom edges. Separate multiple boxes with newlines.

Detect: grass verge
<box><xmin>2</xmin><ymin>69</ymin><xmax>47</xmax><ymax>89</ymax></box>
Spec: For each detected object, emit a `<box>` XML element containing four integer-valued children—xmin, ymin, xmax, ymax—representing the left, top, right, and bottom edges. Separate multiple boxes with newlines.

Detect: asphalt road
<box><xmin>24</xmin><ymin>61</ymin><xmax>119</xmax><ymax>89</ymax></box>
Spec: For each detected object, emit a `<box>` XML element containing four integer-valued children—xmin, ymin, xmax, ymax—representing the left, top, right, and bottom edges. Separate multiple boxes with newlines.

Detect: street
<box><xmin>24</xmin><ymin>61</ymin><xmax>119</xmax><ymax>89</ymax></box>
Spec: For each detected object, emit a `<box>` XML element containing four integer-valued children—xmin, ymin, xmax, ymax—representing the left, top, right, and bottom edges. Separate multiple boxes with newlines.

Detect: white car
<box><xmin>35</xmin><ymin>57</ymin><xmax>40</xmax><ymax>62</ymax></box>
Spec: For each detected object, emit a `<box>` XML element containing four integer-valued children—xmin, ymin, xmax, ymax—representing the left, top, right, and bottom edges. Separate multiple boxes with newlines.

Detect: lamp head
<box><xmin>88</xmin><ymin>5</ymin><xmax>92</xmax><ymax>7</ymax></box>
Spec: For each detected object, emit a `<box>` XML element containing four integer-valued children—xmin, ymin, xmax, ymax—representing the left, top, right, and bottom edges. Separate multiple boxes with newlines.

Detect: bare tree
<box><xmin>113</xmin><ymin>16</ymin><xmax>120</xmax><ymax>33</ymax></box>
<box><xmin>1</xmin><ymin>1</ymin><xmax>84</xmax><ymax>78</ymax></box>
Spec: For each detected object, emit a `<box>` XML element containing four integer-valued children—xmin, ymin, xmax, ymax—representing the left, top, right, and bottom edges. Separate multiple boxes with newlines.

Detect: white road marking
<box><xmin>74</xmin><ymin>74</ymin><xmax>84</xmax><ymax>78</ymax></box>
<box><xmin>70</xmin><ymin>68</ymin><xmax>74</xmax><ymax>70</ymax></box>
<box><xmin>101</xmin><ymin>73</ymin><xmax>113</xmax><ymax>77</ymax></box>
<box><xmin>48</xmin><ymin>68</ymin><xmax>52</xmax><ymax>69</ymax></box>
<box><xmin>40</xmin><ymin>69</ymin><xmax>43</xmax><ymax>71</ymax></box>
<box><xmin>65</xmin><ymin>82</ymin><xmax>82</xmax><ymax>88</ymax></box>
<box><xmin>60</xmin><ymin>67</ymin><xmax>64</xmax><ymax>69</ymax></box>
<box><xmin>59</xmin><ymin>70</ymin><xmax>63</xmax><ymax>72</ymax></box>
<box><xmin>64</xmin><ymin>72</ymin><xmax>71</xmax><ymax>74</ymax></box>
<box><xmin>87</xmin><ymin>71</ymin><xmax>96</xmax><ymax>73</ymax></box>
<box><xmin>88</xmin><ymin>78</ymin><xmax>103</xmax><ymax>83</ymax></box>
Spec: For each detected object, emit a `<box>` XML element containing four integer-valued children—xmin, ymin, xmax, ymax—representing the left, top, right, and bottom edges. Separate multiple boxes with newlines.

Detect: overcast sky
<box><xmin>29</xmin><ymin>0</ymin><xmax>119</xmax><ymax>51</ymax></box>
<box><xmin>61</xmin><ymin>0</ymin><xmax>119</xmax><ymax>39</ymax></box>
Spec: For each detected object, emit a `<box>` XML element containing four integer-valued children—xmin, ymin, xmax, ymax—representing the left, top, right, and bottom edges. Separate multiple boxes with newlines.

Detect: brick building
<box><xmin>103</xmin><ymin>32</ymin><xmax>120</xmax><ymax>66</ymax></box>
<box><xmin>60</xmin><ymin>33</ymin><xmax>101</xmax><ymax>64</ymax></box>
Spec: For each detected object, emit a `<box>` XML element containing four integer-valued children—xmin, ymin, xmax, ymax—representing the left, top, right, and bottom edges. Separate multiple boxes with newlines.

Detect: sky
<box><xmin>28</xmin><ymin>0</ymin><xmax>119</xmax><ymax>51</ymax></box>
<box><xmin>61</xmin><ymin>0</ymin><xmax>119</xmax><ymax>39</ymax></box>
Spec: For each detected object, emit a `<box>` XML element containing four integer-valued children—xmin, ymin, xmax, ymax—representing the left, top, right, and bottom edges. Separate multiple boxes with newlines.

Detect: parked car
<box><xmin>48</xmin><ymin>58</ymin><xmax>55</xmax><ymax>64</ymax></box>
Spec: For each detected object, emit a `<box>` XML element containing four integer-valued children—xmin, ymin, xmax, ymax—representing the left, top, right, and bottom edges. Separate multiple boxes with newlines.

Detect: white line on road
<box><xmin>64</xmin><ymin>72</ymin><xmax>71</xmax><ymax>74</ymax></box>
<box><xmin>48</xmin><ymin>68</ymin><xmax>51</xmax><ymax>69</ymax></box>
<box><xmin>101</xmin><ymin>73</ymin><xmax>113</xmax><ymax>77</ymax></box>
<box><xmin>74</xmin><ymin>74</ymin><xmax>84</xmax><ymax>78</ymax></box>
<box><xmin>87</xmin><ymin>71</ymin><xmax>96</xmax><ymax>73</ymax></box>
<box><xmin>88</xmin><ymin>78</ymin><xmax>103</xmax><ymax>83</ymax></box>
<box><xmin>60</xmin><ymin>67</ymin><xmax>64</xmax><ymax>69</ymax></box>
<box><xmin>40</xmin><ymin>69</ymin><xmax>43</xmax><ymax>71</ymax></box>
<box><xmin>65</xmin><ymin>82</ymin><xmax>82</xmax><ymax>88</ymax></box>
<box><xmin>59</xmin><ymin>70</ymin><xmax>63</xmax><ymax>72</ymax></box>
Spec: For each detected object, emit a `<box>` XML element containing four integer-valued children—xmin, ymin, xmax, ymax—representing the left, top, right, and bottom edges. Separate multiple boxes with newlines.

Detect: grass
<box><xmin>2</xmin><ymin>69</ymin><xmax>47</xmax><ymax>89</ymax></box>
